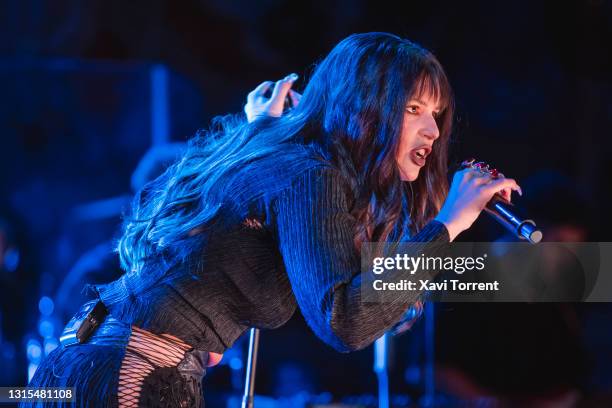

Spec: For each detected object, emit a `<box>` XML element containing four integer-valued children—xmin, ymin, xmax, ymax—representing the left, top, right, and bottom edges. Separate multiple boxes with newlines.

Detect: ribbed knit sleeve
<box><xmin>273</xmin><ymin>166</ymin><xmax>449</xmax><ymax>352</ymax></box>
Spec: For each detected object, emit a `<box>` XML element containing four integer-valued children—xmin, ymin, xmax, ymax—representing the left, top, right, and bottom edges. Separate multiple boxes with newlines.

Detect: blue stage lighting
<box><xmin>3</xmin><ymin>248</ymin><xmax>19</xmax><ymax>272</ymax></box>
<box><xmin>38</xmin><ymin>319</ymin><xmax>55</xmax><ymax>339</ymax></box>
<box><xmin>26</xmin><ymin>339</ymin><xmax>42</xmax><ymax>363</ymax></box>
<box><xmin>44</xmin><ymin>338</ymin><xmax>59</xmax><ymax>356</ymax></box>
<box><xmin>38</xmin><ymin>296</ymin><xmax>54</xmax><ymax>316</ymax></box>
<box><xmin>229</xmin><ymin>356</ymin><xmax>242</xmax><ymax>370</ymax></box>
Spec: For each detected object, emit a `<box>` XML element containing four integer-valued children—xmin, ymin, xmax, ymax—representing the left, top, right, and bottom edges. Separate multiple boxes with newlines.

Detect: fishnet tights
<box><xmin>118</xmin><ymin>326</ymin><xmax>192</xmax><ymax>407</ymax></box>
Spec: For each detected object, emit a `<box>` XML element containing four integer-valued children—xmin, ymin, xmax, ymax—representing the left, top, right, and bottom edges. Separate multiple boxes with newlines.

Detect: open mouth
<box><xmin>409</xmin><ymin>146</ymin><xmax>431</xmax><ymax>167</ymax></box>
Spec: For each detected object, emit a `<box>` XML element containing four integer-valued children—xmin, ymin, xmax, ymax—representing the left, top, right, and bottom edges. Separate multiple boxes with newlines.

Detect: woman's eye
<box><xmin>406</xmin><ymin>106</ymin><xmax>419</xmax><ymax>114</ymax></box>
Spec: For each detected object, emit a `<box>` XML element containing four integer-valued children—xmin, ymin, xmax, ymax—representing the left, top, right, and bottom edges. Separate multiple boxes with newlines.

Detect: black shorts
<box><xmin>22</xmin><ymin>305</ymin><xmax>208</xmax><ymax>408</ymax></box>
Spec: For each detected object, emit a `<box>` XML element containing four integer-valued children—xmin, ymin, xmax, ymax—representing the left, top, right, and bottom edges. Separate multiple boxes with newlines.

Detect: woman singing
<box><xmin>26</xmin><ymin>32</ymin><xmax>520</xmax><ymax>407</ymax></box>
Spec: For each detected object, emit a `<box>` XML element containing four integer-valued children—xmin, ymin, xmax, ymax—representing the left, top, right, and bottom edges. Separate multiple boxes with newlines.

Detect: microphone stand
<box><xmin>241</xmin><ymin>328</ymin><xmax>260</xmax><ymax>408</ymax></box>
<box><xmin>374</xmin><ymin>333</ymin><xmax>390</xmax><ymax>408</ymax></box>
<box><xmin>422</xmin><ymin>302</ymin><xmax>435</xmax><ymax>407</ymax></box>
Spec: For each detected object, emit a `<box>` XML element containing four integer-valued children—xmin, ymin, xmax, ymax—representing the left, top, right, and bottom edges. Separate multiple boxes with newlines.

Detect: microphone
<box><xmin>485</xmin><ymin>194</ymin><xmax>543</xmax><ymax>244</ymax></box>
<box><xmin>461</xmin><ymin>159</ymin><xmax>543</xmax><ymax>244</ymax></box>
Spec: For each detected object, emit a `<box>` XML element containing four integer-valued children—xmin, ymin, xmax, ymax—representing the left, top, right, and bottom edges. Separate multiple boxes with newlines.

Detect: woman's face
<box><xmin>396</xmin><ymin>92</ymin><xmax>441</xmax><ymax>181</ymax></box>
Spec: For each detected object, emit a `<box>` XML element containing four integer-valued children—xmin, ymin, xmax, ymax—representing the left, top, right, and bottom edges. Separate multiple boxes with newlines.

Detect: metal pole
<box><xmin>421</xmin><ymin>302</ymin><xmax>435</xmax><ymax>407</ymax></box>
<box><xmin>241</xmin><ymin>328</ymin><xmax>260</xmax><ymax>408</ymax></box>
<box><xmin>373</xmin><ymin>332</ymin><xmax>390</xmax><ymax>408</ymax></box>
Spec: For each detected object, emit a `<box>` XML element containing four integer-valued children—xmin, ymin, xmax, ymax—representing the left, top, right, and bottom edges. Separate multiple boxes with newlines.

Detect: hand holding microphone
<box><xmin>435</xmin><ymin>159</ymin><xmax>542</xmax><ymax>243</ymax></box>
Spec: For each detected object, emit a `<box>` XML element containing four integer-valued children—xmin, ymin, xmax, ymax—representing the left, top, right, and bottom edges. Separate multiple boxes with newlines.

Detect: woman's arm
<box><xmin>273</xmin><ymin>165</ymin><xmax>449</xmax><ymax>352</ymax></box>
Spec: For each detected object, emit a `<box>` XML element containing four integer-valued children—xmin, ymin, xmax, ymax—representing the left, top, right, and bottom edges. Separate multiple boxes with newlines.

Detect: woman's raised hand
<box><xmin>435</xmin><ymin>167</ymin><xmax>522</xmax><ymax>241</ymax></box>
<box><xmin>244</xmin><ymin>73</ymin><xmax>302</xmax><ymax>123</ymax></box>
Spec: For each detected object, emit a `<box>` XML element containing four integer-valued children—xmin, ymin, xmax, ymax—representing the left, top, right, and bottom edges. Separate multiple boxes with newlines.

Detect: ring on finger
<box><xmin>462</xmin><ymin>158</ymin><xmax>505</xmax><ymax>180</ymax></box>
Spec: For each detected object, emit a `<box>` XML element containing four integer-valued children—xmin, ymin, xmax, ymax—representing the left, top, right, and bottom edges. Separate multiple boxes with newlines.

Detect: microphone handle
<box><xmin>484</xmin><ymin>194</ymin><xmax>543</xmax><ymax>243</ymax></box>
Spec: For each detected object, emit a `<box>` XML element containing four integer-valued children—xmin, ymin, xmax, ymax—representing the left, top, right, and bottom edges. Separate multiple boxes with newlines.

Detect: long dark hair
<box><xmin>117</xmin><ymin>32</ymin><xmax>454</xmax><ymax>279</ymax></box>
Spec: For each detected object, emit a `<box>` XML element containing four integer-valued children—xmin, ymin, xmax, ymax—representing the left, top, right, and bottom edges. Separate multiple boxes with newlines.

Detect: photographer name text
<box><xmin>373</xmin><ymin>279</ymin><xmax>499</xmax><ymax>292</ymax></box>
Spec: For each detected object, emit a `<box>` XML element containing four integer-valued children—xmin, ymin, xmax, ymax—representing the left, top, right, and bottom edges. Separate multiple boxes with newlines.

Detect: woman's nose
<box><xmin>420</xmin><ymin>115</ymin><xmax>440</xmax><ymax>141</ymax></box>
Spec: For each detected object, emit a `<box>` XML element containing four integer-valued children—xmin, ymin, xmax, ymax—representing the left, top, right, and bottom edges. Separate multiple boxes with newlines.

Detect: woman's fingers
<box><xmin>245</xmin><ymin>74</ymin><xmax>299</xmax><ymax>121</ymax></box>
<box><xmin>483</xmin><ymin>177</ymin><xmax>522</xmax><ymax>198</ymax></box>
<box><xmin>247</xmin><ymin>81</ymin><xmax>273</xmax><ymax>104</ymax></box>
<box><xmin>462</xmin><ymin>168</ymin><xmax>495</xmax><ymax>187</ymax></box>
<box><xmin>268</xmin><ymin>73</ymin><xmax>299</xmax><ymax>113</ymax></box>
<box><xmin>495</xmin><ymin>173</ymin><xmax>512</xmax><ymax>202</ymax></box>
<box><xmin>473</xmin><ymin>171</ymin><xmax>495</xmax><ymax>186</ymax></box>
<box><xmin>289</xmin><ymin>89</ymin><xmax>302</xmax><ymax>107</ymax></box>
<box><xmin>500</xmin><ymin>187</ymin><xmax>512</xmax><ymax>202</ymax></box>
<box><xmin>462</xmin><ymin>167</ymin><xmax>487</xmax><ymax>181</ymax></box>
<box><xmin>465</xmin><ymin>170</ymin><xmax>518</xmax><ymax>203</ymax></box>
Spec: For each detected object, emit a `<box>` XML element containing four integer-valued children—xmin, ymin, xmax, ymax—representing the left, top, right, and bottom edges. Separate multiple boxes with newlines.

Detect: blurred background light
<box><xmin>38</xmin><ymin>296</ymin><xmax>55</xmax><ymax>316</ymax></box>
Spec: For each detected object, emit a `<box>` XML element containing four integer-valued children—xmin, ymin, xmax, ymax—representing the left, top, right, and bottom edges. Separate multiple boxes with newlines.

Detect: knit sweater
<box><xmin>95</xmin><ymin>165</ymin><xmax>449</xmax><ymax>354</ymax></box>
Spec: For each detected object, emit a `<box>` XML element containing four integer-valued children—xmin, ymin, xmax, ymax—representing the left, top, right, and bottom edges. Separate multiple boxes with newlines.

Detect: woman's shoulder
<box><xmin>290</xmin><ymin>163</ymin><xmax>352</xmax><ymax>190</ymax></box>
<box><xmin>276</xmin><ymin>138</ymin><xmax>355</xmax><ymax>186</ymax></box>
<box><xmin>269</xmin><ymin>160</ymin><xmax>358</xmax><ymax>215</ymax></box>
<box><xmin>245</xmin><ymin>142</ymin><xmax>336</xmax><ymax>190</ymax></box>
<box><xmin>238</xmin><ymin>143</ymin><xmax>358</xmax><ymax>225</ymax></box>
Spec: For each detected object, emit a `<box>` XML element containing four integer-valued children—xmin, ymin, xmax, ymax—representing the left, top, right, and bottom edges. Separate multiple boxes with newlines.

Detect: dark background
<box><xmin>1</xmin><ymin>0</ymin><xmax>611</xmax><ymax>406</ymax></box>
